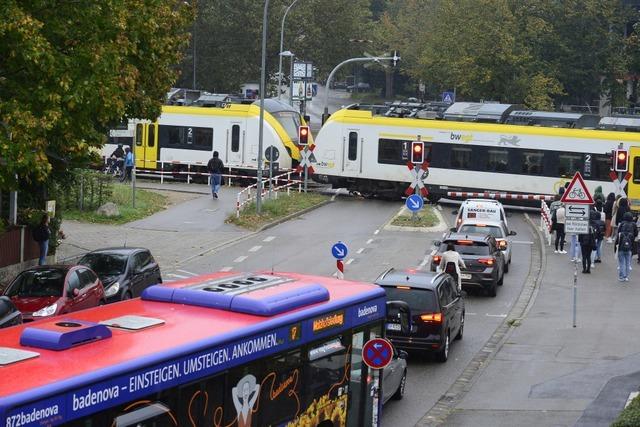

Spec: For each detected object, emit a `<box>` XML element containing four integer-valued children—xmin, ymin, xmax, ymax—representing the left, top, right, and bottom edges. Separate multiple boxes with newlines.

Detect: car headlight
<box><xmin>105</xmin><ymin>282</ymin><xmax>120</xmax><ymax>297</ymax></box>
<box><xmin>33</xmin><ymin>303</ymin><xmax>58</xmax><ymax>317</ymax></box>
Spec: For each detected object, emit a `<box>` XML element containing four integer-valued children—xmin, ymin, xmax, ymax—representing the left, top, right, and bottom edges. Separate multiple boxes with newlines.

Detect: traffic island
<box><xmin>385</xmin><ymin>205</ymin><xmax>448</xmax><ymax>232</ymax></box>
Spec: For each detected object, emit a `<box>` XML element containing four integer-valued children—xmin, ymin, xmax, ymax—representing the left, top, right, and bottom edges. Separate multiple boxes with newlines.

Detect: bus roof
<box><xmin>0</xmin><ymin>272</ymin><xmax>385</xmax><ymax>401</ymax></box>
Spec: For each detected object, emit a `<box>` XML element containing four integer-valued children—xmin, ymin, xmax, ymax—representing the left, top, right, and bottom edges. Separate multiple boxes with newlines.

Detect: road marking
<box><xmin>626</xmin><ymin>392</ymin><xmax>639</xmax><ymax>408</ymax></box>
<box><xmin>234</xmin><ymin>256</ymin><xmax>248</xmax><ymax>263</ymax></box>
<box><xmin>176</xmin><ymin>269</ymin><xmax>197</xmax><ymax>276</ymax></box>
<box><xmin>346</xmin><ymin>258</ymin><xmax>354</xmax><ymax>265</ymax></box>
<box><xmin>356</xmin><ymin>247</ymin><xmax>364</xmax><ymax>254</ymax></box>
<box><xmin>374</xmin><ymin>229</ymin><xmax>380</xmax><ymax>235</ymax></box>
<box><xmin>366</xmin><ymin>239</ymin><xmax>374</xmax><ymax>244</ymax></box>
<box><xmin>220</xmin><ymin>266</ymin><xmax>233</xmax><ymax>272</ymax></box>
<box><xmin>486</xmin><ymin>314</ymin><xmax>508</xmax><ymax>318</ymax></box>
<box><xmin>331</xmin><ymin>189</ymin><xmax>340</xmax><ymax>201</ymax></box>
<box><xmin>512</xmin><ymin>240</ymin><xmax>534</xmax><ymax>245</ymax></box>
<box><xmin>263</xmin><ymin>236</ymin><xmax>276</xmax><ymax>242</ymax></box>
<box><xmin>249</xmin><ymin>245</ymin><xmax>262</xmax><ymax>252</ymax></box>
<box><xmin>167</xmin><ymin>273</ymin><xmax>188</xmax><ymax>279</ymax></box>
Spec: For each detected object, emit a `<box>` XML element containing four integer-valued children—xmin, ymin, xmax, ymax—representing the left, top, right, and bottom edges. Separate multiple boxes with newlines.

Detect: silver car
<box><xmin>457</xmin><ymin>221</ymin><xmax>516</xmax><ymax>272</ymax></box>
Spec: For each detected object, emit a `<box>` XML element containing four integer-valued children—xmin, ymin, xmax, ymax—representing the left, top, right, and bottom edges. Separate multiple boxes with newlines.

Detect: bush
<box><xmin>56</xmin><ymin>169</ymin><xmax>114</xmax><ymax>212</ymax></box>
<box><xmin>612</xmin><ymin>395</ymin><xmax>640</xmax><ymax>427</ymax></box>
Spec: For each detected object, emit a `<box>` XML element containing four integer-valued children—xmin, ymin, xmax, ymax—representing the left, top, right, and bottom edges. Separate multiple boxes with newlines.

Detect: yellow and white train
<box><xmin>311</xmin><ymin>107</ymin><xmax>640</xmax><ymax>209</ymax></box>
<box><xmin>104</xmin><ymin>99</ymin><xmax>309</xmax><ymax>176</ymax></box>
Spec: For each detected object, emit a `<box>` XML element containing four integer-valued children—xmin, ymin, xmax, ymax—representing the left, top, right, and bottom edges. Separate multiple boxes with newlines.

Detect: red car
<box><xmin>2</xmin><ymin>265</ymin><xmax>105</xmax><ymax>322</ymax></box>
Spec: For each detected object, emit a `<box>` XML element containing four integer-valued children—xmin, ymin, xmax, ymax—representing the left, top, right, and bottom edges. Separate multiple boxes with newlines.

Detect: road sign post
<box><xmin>406</xmin><ymin>193</ymin><xmax>424</xmax><ymax>222</ymax></box>
<box><xmin>295</xmin><ymin>144</ymin><xmax>316</xmax><ymax>193</ymax></box>
<box><xmin>331</xmin><ymin>241</ymin><xmax>348</xmax><ymax>279</ymax></box>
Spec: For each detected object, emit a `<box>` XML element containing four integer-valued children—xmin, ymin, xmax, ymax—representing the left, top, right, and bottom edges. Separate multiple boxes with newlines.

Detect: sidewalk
<box><xmin>57</xmin><ymin>182</ymin><xmax>249</xmax><ymax>269</ymax></box>
<box><xmin>442</xmin><ymin>239</ymin><xmax>640</xmax><ymax>426</ymax></box>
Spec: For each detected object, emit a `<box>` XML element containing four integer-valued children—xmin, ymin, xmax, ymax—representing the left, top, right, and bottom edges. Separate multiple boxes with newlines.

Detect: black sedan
<box><xmin>375</xmin><ymin>268</ymin><xmax>465</xmax><ymax>362</ymax></box>
<box><xmin>79</xmin><ymin>248</ymin><xmax>162</xmax><ymax>303</ymax></box>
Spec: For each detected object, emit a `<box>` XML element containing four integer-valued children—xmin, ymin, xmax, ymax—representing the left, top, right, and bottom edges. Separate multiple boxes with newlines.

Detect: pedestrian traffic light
<box><xmin>615</xmin><ymin>149</ymin><xmax>628</xmax><ymax>172</ymax></box>
<box><xmin>298</xmin><ymin>125</ymin><xmax>310</xmax><ymax>145</ymax></box>
<box><xmin>411</xmin><ymin>141</ymin><xmax>424</xmax><ymax>164</ymax></box>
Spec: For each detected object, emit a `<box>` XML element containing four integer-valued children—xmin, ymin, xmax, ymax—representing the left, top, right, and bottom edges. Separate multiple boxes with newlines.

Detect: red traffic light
<box><xmin>298</xmin><ymin>126</ymin><xmax>310</xmax><ymax>145</ymax></box>
<box><xmin>411</xmin><ymin>141</ymin><xmax>424</xmax><ymax>164</ymax></box>
<box><xmin>615</xmin><ymin>149</ymin><xmax>628</xmax><ymax>172</ymax></box>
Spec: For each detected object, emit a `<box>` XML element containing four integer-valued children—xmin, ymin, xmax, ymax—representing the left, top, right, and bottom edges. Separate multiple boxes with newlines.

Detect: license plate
<box><xmin>386</xmin><ymin>323</ymin><xmax>401</xmax><ymax>331</ymax></box>
<box><xmin>460</xmin><ymin>273</ymin><xmax>472</xmax><ymax>280</ymax></box>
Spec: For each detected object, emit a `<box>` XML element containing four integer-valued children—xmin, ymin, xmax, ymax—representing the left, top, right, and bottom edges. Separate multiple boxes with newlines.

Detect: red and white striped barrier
<box><xmin>446</xmin><ymin>191</ymin><xmax>555</xmax><ymax>201</ymax></box>
<box><xmin>540</xmin><ymin>201</ymin><xmax>553</xmax><ymax>246</ymax></box>
<box><xmin>235</xmin><ymin>171</ymin><xmax>303</xmax><ymax>218</ymax></box>
<box><xmin>336</xmin><ymin>260</ymin><xmax>344</xmax><ymax>280</ymax></box>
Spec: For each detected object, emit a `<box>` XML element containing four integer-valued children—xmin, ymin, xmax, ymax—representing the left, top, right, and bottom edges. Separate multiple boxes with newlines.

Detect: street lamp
<box><xmin>279</xmin><ymin>50</ymin><xmax>295</xmax><ymax>105</ymax></box>
<box><xmin>277</xmin><ymin>0</ymin><xmax>300</xmax><ymax>100</ymax></box>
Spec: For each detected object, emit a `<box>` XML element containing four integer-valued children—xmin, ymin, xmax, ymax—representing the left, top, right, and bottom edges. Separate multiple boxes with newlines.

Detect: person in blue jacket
<box><xmin>121</xmin><ymin>146</ymin><xmax>134</xmax><ymax>182</ymax></box>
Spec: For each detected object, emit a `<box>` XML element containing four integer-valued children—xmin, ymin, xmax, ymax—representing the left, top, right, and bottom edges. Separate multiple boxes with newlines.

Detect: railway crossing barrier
<box><xmin>446</xmin><ymin>191</ymin><xmax>555</xmax><ymax>201</ymax></box>
<box><xmin>236</xmin><ymin>171</ymin><xmax>303</xmax><ymax>218</ymax></box>
<box><xmin>540</xmin><ymin>201</ymin><xmax>553</xmax><ymax>246</ymax></box>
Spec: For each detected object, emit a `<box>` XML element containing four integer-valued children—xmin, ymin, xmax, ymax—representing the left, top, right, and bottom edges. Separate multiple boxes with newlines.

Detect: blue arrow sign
<box><xmin>331</xmin><ymin>241</ymin><xmax>348</xmax><ymax>260</ymax></box>
<box><xmin>406</xmin><ymin>194</ymin><xmax>424</xmax><ymax>212</ymax></box>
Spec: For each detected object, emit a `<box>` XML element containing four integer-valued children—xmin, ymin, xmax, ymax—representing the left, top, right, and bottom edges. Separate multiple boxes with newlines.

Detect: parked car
<box><xmin>79</xmin><ymin>248</ymin><xmax>162</xmax><ymax>303</ymax></box>
<box><xmin>457</xmin><ymin>221</ymin><xmax>516</xmax><ymax>272</ymax></box>
<box><xmin>3</xmin><ymin>265</ymin><xmax>105</xmax><ymax>322</ymax></box>
<box><xmin>431</xmin><ymin>232</ymin><xmax>505</xmax><ymax>297</ymax></box>
<box><xmin>0</xmin><ymin>296</ymin><xmax>22</xmax><ymax>328</ymax></box>
<box><xmin>375</xmin><ymin>268</ymin><xmax>465</xmax><ymax>362</ymax></box>
<box><xmin>346</xmin><ymin>82</ymin><xmax>371</xmax><ymax>92</ymax></box>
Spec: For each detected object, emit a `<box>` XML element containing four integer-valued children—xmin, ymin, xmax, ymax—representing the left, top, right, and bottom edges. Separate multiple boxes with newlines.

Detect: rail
<box><xmin>540</xmin><ymin>201</ymin><xmax>553</xmax><ymax>246</ymax></box>
<box><xmin>236</xmin><ymin>171</ymin><xmax>302</xmax><ymax>218</ymax></box>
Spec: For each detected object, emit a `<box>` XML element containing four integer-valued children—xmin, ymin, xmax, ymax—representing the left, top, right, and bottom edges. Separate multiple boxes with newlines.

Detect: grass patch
<box><xmin>391</xmin><ymin>206</ymin><xmax>439</xmax><ymax>227</ymax></box>
<box><xmin>612</xmin><ymin>394</ymin><xmax>640</xmax><ymax>427</ymax></box>
<box><xmin>63</xmin><ymin>183</ymin><xmax>167</xmax><ymax>224</ymax></box>
<box><xmin>226</xmin><ymin>191</ymin><xmax>329</xmax><ymax>231</ymax></box>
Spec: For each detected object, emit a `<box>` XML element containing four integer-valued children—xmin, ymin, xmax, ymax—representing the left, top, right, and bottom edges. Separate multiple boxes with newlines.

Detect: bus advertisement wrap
<box><xmin>3</xmin><ymin>297</ymin><xmax>386</xmax><ymax>426</ymax></box>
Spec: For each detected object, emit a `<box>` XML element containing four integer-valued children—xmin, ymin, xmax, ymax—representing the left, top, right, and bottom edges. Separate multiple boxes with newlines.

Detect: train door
<box><xmin>227</xmin><ymin>122</ymin><xmax>244</xmax><ymax>166</ymax></box>
<box><xmin>133</xmin><ymin>122</ymin><xmax>158</xmax><ymax>170</ymax></box>
<box><xmin>342</xmin><ymin>129</ymin><xmax>361</xmax><ymax>175</ymax></box>
<box><xmin>628</xmin><ymin>146</ymin><xmax>640</xmax><ymax>212</ymax></box>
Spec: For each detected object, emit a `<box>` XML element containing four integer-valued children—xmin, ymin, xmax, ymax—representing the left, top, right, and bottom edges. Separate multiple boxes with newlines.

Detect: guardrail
<box><xmin>446</xmin><ymin>191</ymin><xmax>555</xmax><ymax>201</ymax></box>
<box><xmin>236</xmin><ymin>171</ymin><xmax>303</xmax><ymax>218</ymax></box>
<box><xmin>540</xmin><ymin>201</ymin><xmax>553</xmax><ymax>246</ymax></box>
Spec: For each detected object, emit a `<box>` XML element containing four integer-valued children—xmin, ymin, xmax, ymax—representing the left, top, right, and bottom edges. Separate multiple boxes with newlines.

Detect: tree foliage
<box><xmin>0</xmin><ymin>0</ymin><xmax>195</xmax><ymax>190</ymax></box>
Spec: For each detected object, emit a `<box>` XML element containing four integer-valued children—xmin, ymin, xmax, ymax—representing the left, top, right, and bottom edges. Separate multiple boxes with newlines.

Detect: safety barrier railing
<box><xmin>236</xmin><ymin>171</ymin><xmax>303</xmax><ymax>218</ymax></box>
<box><xmin>540</xmin><ymin>200</ymin><xmax>553</xmax><ymax>246</ymax></box>
<box><xmin>446</xmin><ymin>191</ymin><xmax>555</xmax><ymax>201</ymax></box>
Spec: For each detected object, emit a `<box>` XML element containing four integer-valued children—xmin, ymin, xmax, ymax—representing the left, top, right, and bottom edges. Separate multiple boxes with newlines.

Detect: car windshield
<box><xmin>6</xmin><ymin>268</ymin><xmax>66</xmax><ymax>298</ymax></box>
<box><xmin>459</xmin><ymin>224</ymin><xmax>504</xmax><ymax>238</ymax></box>
<box><xmin>441</xmin><ymin>241</ymin><xmax>491</xmax><ymax>255</ymax></box>
<box><xmin>79</xmin><ymin>253</ymin><xmax>128</xmax><ymax>276</ymax></box>
<box><xmin>382</xmin><ymin>287</ymin><xmax>437</xmax><ymax>313</ymax></box>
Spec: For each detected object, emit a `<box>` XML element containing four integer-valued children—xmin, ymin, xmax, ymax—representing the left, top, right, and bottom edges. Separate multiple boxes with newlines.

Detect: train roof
<box><xmin>0</xmin><ymin>271</ymin><xmax>385</xmax><ymax>398</ymax></box>
<box><xmin>443</xmin><ymin>102</ymin><xmax>518</xmax><ymax>123</ymax></box>
<box><xmin>252</xmin><ymin>98</ymin><xmax>300</xmax><ymax>115</ymax></box>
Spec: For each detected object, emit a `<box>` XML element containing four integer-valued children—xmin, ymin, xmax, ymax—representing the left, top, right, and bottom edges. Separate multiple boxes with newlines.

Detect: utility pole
<box><xmin>256</xmin><ymin>0</ymin><xmax>270</xmax><ymax>214</ymax></box>
<box><xmin>277</xmin><ymin>0</ymin><xmax>300</xmax><ymax>100</ymax></box>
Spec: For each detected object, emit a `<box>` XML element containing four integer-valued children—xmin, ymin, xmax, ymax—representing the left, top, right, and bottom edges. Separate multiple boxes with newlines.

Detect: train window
<box><xmin>521</xmin><ymin>151</ymin><xmax>544</xmax><ymax>175</ymax></box>
<box><xmin>592</xmin><ymin>154</ymin><xmax>611</xmax><ymax>180</ymax></box>
<box><xmin>486</xmin><ymin>149</ymin><xmax>508</xmax><ymax>172</ymax></box>
<box><xmin>377</xmin><ymin>138</ymin><xmax>407</xmax><ymax>165</ymax></box>
<box><xmin>135</xmin><ymin>124</ymin><xmax>143</xmax><ymax>146</ymax></box>
<box><xmin>160</xmin><ymin>125</ymin><xmax>183</xmax><ymax>145</ymax></box>
<box><xmin>194</xmin><ymin>128</ymin><xmax>213</xmax><ymax>149</ymax></box>
<box><xmin>232</xmin><ymin>125</ymin><xmax>240</xmax><ymax>152</ymax></box>
<box><xmin>148</xmin><ymin>125</ymin><xmax>155</xmax><ymax>148</ymax></box>
<box><xmin>450</xmin><ymin>147</ymin><xmax>472</xmax><ymax>169</ymax></box>
<box><xmin>348</xmin><ymin>132</ymin><xmax>358</xmax><ymax>161</ymax></box>
<box><xmin>634</xmin><ymin>157</ymin><xmax>640</xmax><ymax>184</ymax></box>
<box><xmin>558</xmin><ymin>154</ymin><xmax>582</xmax><ymax>177</ymax></box>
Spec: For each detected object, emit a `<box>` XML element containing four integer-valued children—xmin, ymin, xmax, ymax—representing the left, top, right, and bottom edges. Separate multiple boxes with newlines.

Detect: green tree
<box><xmin>0</xmin><ymin>0</ymin><xmax>195</xmax><ymax>191</ymax></box>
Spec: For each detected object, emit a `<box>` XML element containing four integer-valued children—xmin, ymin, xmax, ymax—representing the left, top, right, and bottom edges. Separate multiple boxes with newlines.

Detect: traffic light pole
<box><xmin>256</xmin><ymin>0</ymin><xmax>270</xmax><ymax>214</ymax></box>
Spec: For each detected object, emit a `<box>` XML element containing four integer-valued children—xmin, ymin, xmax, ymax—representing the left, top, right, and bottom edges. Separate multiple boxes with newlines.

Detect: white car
<box><xmin>457</xmin><ymin>221</ymin><xmax>516</xmax><ymax>272</ymax></box>
<box><xmin>455</xmin><ymin>199</ymin><xmax>508</xmax><ymax>229</ymax></box>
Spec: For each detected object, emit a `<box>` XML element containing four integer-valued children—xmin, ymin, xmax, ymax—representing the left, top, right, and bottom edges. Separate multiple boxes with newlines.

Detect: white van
<box><xmin>455</xmin><ymin>199</ymin><xmax>508</xmax><ymax>229</ymax></box>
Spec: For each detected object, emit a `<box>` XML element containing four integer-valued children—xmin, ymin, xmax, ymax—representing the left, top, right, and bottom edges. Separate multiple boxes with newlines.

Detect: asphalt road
<box><xmin>164</xmin><ymin>197</ymin><xmax>536</xmax><ymax>427</ymax></box>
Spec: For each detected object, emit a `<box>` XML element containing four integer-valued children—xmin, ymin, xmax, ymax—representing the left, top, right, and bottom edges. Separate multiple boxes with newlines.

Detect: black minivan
<box><xmin>375</xmin><ymin>268</ymin><xmax>465</xmax><ymax>362</ymax></box>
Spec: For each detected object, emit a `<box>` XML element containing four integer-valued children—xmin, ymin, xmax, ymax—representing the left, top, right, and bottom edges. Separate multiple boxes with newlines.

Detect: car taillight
<box><xmin>498</xmin><ymin>240</ymin><xmax>507</xmax><ymax>249</ymax></box>
<box><xmin>478</xmin><ymin>258</ymin><xmax>495</xmax><ymax>266</ymax></box>
<box><xmin>420</xmin><ymin>313</ymin><xmax>442</xmax><ymax>323</ymax></box>
<box><xmin>433</xmin><ymin>255</ymin><xmax>441</xmax><ymax>264</ymax></box>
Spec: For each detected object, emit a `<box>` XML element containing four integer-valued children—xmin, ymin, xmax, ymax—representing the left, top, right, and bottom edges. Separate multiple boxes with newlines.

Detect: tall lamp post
<box><xmin>279</xmin><ymin>50</ymin><xmax>294</xmax><ymax>105</ymax></box>
<box><xmin>277</xmin><ymin>0</ymin><xmax>300</xmax><ymax>100</ymax></box>
<box><xmin>256</xmin><ymin>0</ymin><xmax>270</xmax><ymax>214</ymax></box>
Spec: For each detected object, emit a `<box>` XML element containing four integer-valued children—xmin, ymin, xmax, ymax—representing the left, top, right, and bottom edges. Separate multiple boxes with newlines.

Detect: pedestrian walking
<box><xmin>578</xmin><ymin>226</ymin><xmax>596</xmax><ymax>273</ymax></box>
<box><xmin>591</xmin><ymin>203</ymin><xmax>605</xmax><ymax>265</ymax></box>
<box><xmin>615</xmin><ymin>212</ymin><xmax>638</xmax><ymax>282</ymax></box>
<box><xmin>207</xmin><ymin>151</ymin><xmax>224</xmax><ymax>199</ymax></box>
<box><xmin>32</xmin><ymin>213</ymin><xmax>51</xmax><ymax>266</ymax></box>
<box><xmin>121</xmin><ymin>146</ymin><xmax>134</xmax><ymax>182</ymax></box>
<box><xmin>604</xmin><ymin>192</ymin><xmax>615</xmax><ymax>243</ymax></box>
<box><xmin>439</xmin><ymin>243</ymin><xmax>467</xmax><ymax>291</ymax></box>
<box><xmin>554</xmin><ymin>204</ymin><xmax>566</xmax><ymax>254</ymax></box>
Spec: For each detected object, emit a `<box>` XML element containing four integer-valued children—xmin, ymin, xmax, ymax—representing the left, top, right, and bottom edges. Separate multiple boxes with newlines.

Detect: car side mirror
<box><xmin>508</xmin><ymin>230</ymin><xmax>517</xmax><ymax>236</ymax></box>
<box><xmin>450</xmin><ymin>227</ymin><xmax>457</xmax><ymax>232</ymax></box>
<box><xmin>398</xmin><ymin>350</ymin><xmax>408</xmax><ymax>360</ymax></box>
<box><xmin>432</xmin><ymin>240</ymin><xmax>441</xmax><ymax>247</ymax></box>
<box><xmin>72</xmin><ymin>288</ymin><xmax>80</xmax><ymax>297</ymax></box>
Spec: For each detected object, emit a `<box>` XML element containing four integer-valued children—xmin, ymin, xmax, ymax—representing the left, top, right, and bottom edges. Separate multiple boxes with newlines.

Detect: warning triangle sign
<box><xmin>560</xmin><ymin>172</ymin><xmax>594</xmax><ymax>204</ymax></box>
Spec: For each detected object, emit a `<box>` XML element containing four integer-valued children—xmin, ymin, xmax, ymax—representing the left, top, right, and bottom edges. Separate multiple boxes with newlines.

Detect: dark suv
<box><xmin>431</xmin><ymin>232</ymin><xmax>505</xmax><ymax>297</ymax></box>
<box><xmin>375</xmin><ymin>269</ymin><xmax>465</xmax><ymax>362</ymax></box>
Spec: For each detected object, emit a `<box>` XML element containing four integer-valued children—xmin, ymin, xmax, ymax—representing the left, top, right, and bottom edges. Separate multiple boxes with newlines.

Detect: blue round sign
<box><xmin>331</xmin><ymin>241</ymin><xmax>348</xmax><ymax>260</ymax></box>
<box><xmin>362</xmin><ymin>338</ymin><xmax>394</xmax><ymax>369</ymax></box>
<box><xmin>405</xmin><ymin>194</ymin><xmax>424</xmax><ymax>212</ymax></box>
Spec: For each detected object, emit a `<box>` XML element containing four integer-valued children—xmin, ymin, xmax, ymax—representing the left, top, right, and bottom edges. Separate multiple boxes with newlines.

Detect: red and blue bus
<box><xmin>0</xmin><ymin>271</ymin><xmax>402</xmax><ymax>427</ymax></box>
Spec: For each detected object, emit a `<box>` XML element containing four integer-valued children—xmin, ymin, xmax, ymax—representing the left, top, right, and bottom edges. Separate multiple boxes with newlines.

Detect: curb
<box><xmin>383</xmin><ymin>205</ymin><xmax>449</xmax><ymax>233</ymax></box>
<box><xmin>415</xmin><ymin>212</ymin><xmax>547</xmax><ymax>426</ymax></box>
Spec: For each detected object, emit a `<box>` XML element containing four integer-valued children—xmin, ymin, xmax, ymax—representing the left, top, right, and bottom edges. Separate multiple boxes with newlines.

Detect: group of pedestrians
<box><xmin>550</xmin><ymin>187</ymin><xmax>639</xmax><ymax>281</ymax></box>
